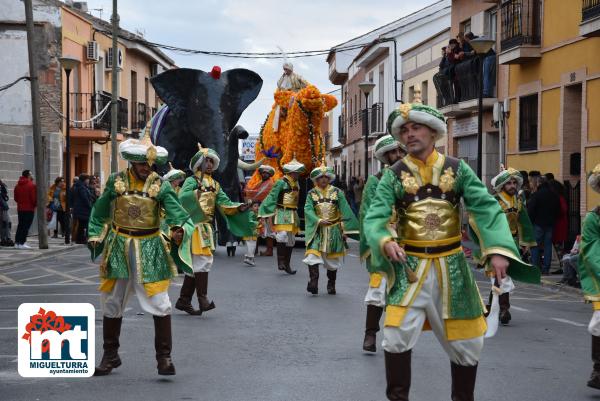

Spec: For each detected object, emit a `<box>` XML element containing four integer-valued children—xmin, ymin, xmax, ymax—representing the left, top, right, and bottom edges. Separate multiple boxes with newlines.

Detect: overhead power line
<box><xmin>96</xmin><ymin>29</ymin><xmax>391</xmax><ymax>59</ymax></box>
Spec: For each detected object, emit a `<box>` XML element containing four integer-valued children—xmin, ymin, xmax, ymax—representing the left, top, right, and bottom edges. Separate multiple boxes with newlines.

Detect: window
<box><xmin>519</xmin><ymin>94</ymin><xmax>538</xmax><ymax>151</ymax></box>
<box><xmin>358</xmin><ymin>160</ymin><xmax>361</xmax><ymax>178</ymax></box>
<box><xmin>408</xmin><ymin>86</ymin><xmax>415</xmax><ymax>103</ymax></box>
<box><xmin>488</xmin><ymin>9</ymin><xmax>498</xmax><ymax>39</ymax></box>
<box><xmin>421</xmin><ymin>81</ymin><xmax>428</xmax><ymax>105</ymax></box>
<box><xmin>461</xmin><ymin>19</ymin><xmax>472</xmax><ymax>35</ymax></box>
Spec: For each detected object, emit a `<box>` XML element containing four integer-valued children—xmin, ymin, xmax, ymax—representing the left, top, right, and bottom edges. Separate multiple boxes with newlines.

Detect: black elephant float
<box><xmin>148</xmin><ymin>66</ymin><xmax>264</xmax><ymax>246</ymax></box>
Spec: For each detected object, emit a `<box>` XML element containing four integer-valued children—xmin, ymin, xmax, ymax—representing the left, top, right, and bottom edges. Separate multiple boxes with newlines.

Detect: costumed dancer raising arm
<box><xmin>175</xmin><ymin>146</ymin><xmax>254</xmax><ymax>315</ymax></box>
<box><xmin>364</xmin><ymin>103</ymin><xmax>539</xmax><ymax>401</ymax></box>
<box><xmin>89</xmin><ymin>138</ymin><xmax>194</xmax><ymax>376</ymax></box>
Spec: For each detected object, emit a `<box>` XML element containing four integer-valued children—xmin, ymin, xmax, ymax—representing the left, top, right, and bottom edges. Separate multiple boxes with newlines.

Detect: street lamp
<box><xmin>59</xmin><ymin>55</ymin><xmax>80</xmax><ymax>245</ymax></box>
<box><xmin>358</xmin><ymin>81</ymin><xmax>376</xmax><ymax>180</ymax></box>
<box><xmin>469</xmin><ymin>37</ymin><xmax>496</xmax><ymax>179</ymax></box>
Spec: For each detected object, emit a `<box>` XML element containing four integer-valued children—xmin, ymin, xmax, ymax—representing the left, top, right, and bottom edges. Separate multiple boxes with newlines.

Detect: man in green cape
<box><xmin>364</xmin><ymin>103</ymin><xmax>539</xmax><ymax>401</ymax></box>
<box><xmin>175</xmin><ymin>146</ymin><xmax>254</xmax><ymax>315</ymax></box>
<box><xmin>88</xmin><ymin>138</ymin><xmax>194</xmax><ymax>377</ymax></box>
<box><xmin>360</xmin><ymin>134</ymin><xmax>405</xmax><ymax>352</ymax></box>
<box><xmin>258</xmin><ymin>157</ymin><xmax>306</xmax><ymax>274</ymax></box>
<box><xmin>489</xmin><ymin>167</ymin><xmax>537</xmax><ymax>325</ymax></box>
<box><xmin>577</xmin><ymin>164</ymin><xmax>600</xmax><ymax>389</ymax></box>
<box><xmin>303</xmin><ymin>164</ymin><xmax>358</xmax><ymax>295</ymax></box>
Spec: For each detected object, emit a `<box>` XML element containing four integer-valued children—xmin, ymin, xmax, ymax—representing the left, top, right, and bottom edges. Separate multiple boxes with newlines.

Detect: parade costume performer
<box><xmin>242</xmin><ymin>201</ymin><xmax>261</xmax><ymax>266</ymax></box>
<box><xmin>364</xmin><ymin>103</ymin><xmax>539</xmax><ymax>401</ymax></box>
<box><xmin>176</xmin><ymin>146</ymin><xmax>254</xmax><ymax>315</ymax></box>
<box><xmin>273</xmin><ymin>62</ymin><xmax>309</xmax><ymax>132</ymax></box>
<box><xmin>88</xmin><ymin>138</ymin><xmax>194</xmax><ymax>376</ymax></box>
<box><xmin>244</xmin><ymin>164</ymin><xmax>276</xmax><ymax>256</ymax></box>
<box><xmin>258</xmin><ymin>157</ymin><xmax>305</xmax><ymax>274</ymax></box>
<box><xmin>303</xmin><ymin>164</ymin><xmax>359</xmax><ymax>295</ymax></box>
<box><xmin>577</xmin><ymin>164</ymin><xmax>600</xmax><ymax>389</ymax></box>
<box><xmin>360</xmin><ymin>134</ymin><xmax>405</xmax><ymax>352</ymax></box>
<box><xmin>488</xmin><ymin>167</ymin><xmax>536</xmax><ymax>325</ymax></box>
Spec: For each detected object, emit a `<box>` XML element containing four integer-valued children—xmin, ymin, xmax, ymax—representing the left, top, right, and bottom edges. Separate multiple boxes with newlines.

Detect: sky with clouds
<box><xmin>82</xmin><ymin>0</ymin><xmax>440</xmax><ymax>133</ymax></box>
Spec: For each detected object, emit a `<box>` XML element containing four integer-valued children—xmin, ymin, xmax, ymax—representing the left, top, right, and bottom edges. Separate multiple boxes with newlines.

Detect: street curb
<box><xmin>540</xmin><ymin>278</ymin><xmax>583</xmax><ymax>296</ymax></box>
<box><xmin>0</xmin><ymin>244</ymin><xmax>85</xmax><ymax>268</ymax></box>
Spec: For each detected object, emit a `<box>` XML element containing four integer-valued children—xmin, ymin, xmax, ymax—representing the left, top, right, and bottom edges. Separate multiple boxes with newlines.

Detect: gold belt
<box><xmin>112</xmin><ymin>224</ymin><xmax>159</xmax><ymax>237</ymax></box>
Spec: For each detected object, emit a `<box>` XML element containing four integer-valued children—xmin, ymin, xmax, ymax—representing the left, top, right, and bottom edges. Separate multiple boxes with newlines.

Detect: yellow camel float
<box><xmin>246</xmin><ymin>85</ymin><xmax>338</xmax><ymax>189</ymax></box>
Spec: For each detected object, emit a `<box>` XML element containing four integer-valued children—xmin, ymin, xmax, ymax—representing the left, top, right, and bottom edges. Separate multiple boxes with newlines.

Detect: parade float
<box><xmin>245</xmin><ymin>84</ymin><xmax>338</xmax><ymax>192</ymax></box>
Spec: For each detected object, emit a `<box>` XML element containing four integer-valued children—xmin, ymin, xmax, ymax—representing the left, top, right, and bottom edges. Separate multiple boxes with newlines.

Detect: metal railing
<box><xmin>366</xmin><ymin>102</ymin><xmax>384</xmax><ymax>134</ymax></box>
<box><xmin>135</xmin><ymin>102</ymin><xmax>147</xmax><ymax>131</ymax></box>
<box><xmin>583</xmin><ymin>0</ymin><xmax>600</xmax><ymax>21</ymax></box>
<box><xmin>434</xmin><ymin>55</ymin><xmax>496</xmax><ymax>107</ymax></box>
<box><xmin>500</xmin><ymin>0</ymin><xmax>541</xmax><ymax>52</ymax></box>
<box><xmin>69</xmin><ymin>92</ymin><xmax>128</xmax><ymax>132</ymax></box>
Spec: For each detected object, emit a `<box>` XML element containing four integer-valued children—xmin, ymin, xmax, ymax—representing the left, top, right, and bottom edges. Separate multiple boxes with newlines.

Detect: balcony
<box><xmin>131</xmin><ymin>102</ymin><xmax>148</xmax><ymax>133</ymax></box>
<box><xmin>433</xmin><ymin>56</ymin><xmax>496</xmax><ymax>117</ymax></box>
<box><xmin>581</xmin><ymin>0</ymin><xmax>600</xmax><ymax>37</ymax></box>
<box><xmin>365</xmin><ymin>103</ymin><xmax>385</xmax><ymax>135</ymax></box>
<box><xmin>498</xmin><ymin>0</ymin><xmax>541</xmax><ymax>64</ymax></box>
<box><xmin>69</xmin><ymin>91</ymin><xmax>128</xmax><ymax>133</ymax></box>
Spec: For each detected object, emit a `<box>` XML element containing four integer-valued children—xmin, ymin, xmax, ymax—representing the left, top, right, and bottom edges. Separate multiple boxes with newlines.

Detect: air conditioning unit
<box><xmin>150</xmin><ymin>63</ymin><xmax>161</xmax><ymax>77</ymax></box>
<box><xmin>86</xmin><ymin>41</ymin><xmax>99</xmax><ymax>62</ymax></box>
<box><xmin>106</xmin><ymin>48</ymin><xmax>123</xmax><ymax>70</ymax></box>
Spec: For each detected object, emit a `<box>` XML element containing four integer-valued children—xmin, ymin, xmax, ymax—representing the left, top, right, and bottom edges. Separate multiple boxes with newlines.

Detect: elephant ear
<box><xmin>150</xmin><ymin>68</ymin><xmax>202</xmax><ymax>117</ymax></box>
<box><xmin>221</xmin><ymin>69</ymin><xmax>263</xmax><ymax>128</ymax></box>
<box><xmin>322</xmin><ymin>93</ymin><xmax>338</xmax><ymax>112</ymax></box>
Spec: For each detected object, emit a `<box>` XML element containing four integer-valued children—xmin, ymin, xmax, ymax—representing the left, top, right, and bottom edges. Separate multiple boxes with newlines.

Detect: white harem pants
<box><xmin>275</xmin><ymin>231</ymin><xmax>296</xmax><ymax>246</ymax></box>
<box><xmin>302</xmin><ymin>253</ymin><xmax>342</xmax><ymax>271</ymax></box>
<box><xmin>382</xmin><ymin>263</ymin><xmax>484</xmax><ymax>366</ymax></box>
<box><xmin>589</xmin><ymin>311</ymin><xmax>600</xmax><ymax>336</ymax></box>
<box><xmin>101</xmin><ymin>244</ymin><xmax>171</xmax><ymax>318</ymax></box>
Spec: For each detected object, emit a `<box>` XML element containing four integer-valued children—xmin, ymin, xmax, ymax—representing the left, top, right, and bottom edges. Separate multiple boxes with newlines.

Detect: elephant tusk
<box><xmin>237</xmin><ymin>158</ymin><xmax>265</xmax><ymax>170</ymax></box>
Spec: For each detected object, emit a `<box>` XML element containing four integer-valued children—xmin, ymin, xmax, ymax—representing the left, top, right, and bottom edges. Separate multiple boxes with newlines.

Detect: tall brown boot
<box><xmin>94</xmin><ymin>317</ymin><xmax>122</xmax><ymax>376</ymax></box>
<box><xmin>283</xmin><ymin>246</ymin><xmax>296</xmax><ymax>275</ymax></box>
<box><xmin>175</xmin><ymin>275</ymin><xmax>202</xmax><ymax>315</ymax></box>
<box><xmin>588</xmin><ymin>335</ymin><xmax>600</xmax><ymax>389</ymax></box>
<box><xmin>306</xmin><ymin>265</ymin><xmax>319</xmax><ymax>294</ymax></box>
<box><xmin>385</xmin><ymin>350</ymin><xmax>411</xmax><ymax>401</ymax></box>
<box><xmin>153</xmin><ymin>315</ymin><xmax>175</xmax><ymax>375</ymax></box>
<box><xmin>363</xmin><ymin>305</ymin><xmax>383</xmax><ymax>352</ymax></box>
<box><xmin>195</xmin><ymin>272</ymin><xmax>216</xmax><ymax>312</ymax></box>
<box><xmin>326</xmin><ymin>270</ymin><xmax>337</xmax><ymax>294</ymax></box>
<box><xmin>276</xmin><ymin>242</ymin><xmax>286</xmax><ymax>271</ymax></box>
<box><xmin>260</xmin><ymin>237</ymin><xmax>274</xmax><ymax>256</ymax></box>
<box><xmin>499</xmin><ymin>293</ymin><xmax>511</xmax><ymax>325</ymax></box>
<box><xmin>450</xmin><ymin>362</ymin><xmax>477</xmax><ymax>401</ymax></box>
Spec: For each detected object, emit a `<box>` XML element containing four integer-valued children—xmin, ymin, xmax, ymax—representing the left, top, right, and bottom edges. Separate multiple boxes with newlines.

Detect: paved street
<box><xmin>0</xmin><ymin>243</ymin><xmax>596</xmax><ymax>401</ymax></box>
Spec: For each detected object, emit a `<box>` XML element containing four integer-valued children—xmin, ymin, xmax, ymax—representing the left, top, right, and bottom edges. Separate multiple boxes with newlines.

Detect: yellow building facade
<box><xmin>501</xmin><ymin>0</ymin><xmax>600</xmax><ymax>213</ymax></box>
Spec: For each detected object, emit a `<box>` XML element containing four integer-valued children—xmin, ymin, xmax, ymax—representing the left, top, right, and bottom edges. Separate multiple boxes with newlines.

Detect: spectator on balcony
<box><xmin>482</xmin><ymin>47</ymin><xmax>496</xmax><ymax>97</ymax></box>
<box><xmin>439</xmin><ymin>46</ymin><xmax>450</xmax><ymax>72</ymax></box>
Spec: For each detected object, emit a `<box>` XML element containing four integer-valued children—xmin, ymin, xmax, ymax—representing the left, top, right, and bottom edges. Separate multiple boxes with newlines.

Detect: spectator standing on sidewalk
<box><xmin>0</xmin><ymin>179</ymin><xmax>13</xmax><ymax>247</ymax></box>
<box><xmin>353</xmin><ymin>177</ymin><xmax>364</xmax><ymax>214</ymax></box>
<box><xmin>550</xmin><ymin>179</ymin><xmax>568</xmax><ymax>261</ymax></box>
<box><xmin>71</xmin><ymin>173</ymin><xmax>94</xmax><ymax>244</ymax></box>
<box><xmin>528</xmin><ymin>177</ymin><xmax>561</xmax><ymax>274</ymax></box>
<box><xmin>47</xmin><ymin>177</ymin><xmax>67</xmax><ymax>238</ymax></box>
<box><xmin>13</xmin><ymin>170</ymin><xmax>36</xmax><ymax>249</ymax></box>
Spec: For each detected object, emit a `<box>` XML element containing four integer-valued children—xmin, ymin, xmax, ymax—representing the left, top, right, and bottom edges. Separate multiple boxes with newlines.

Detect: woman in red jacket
<box><xmin>13</xmin><ymin>170</ymin><xmax>36</xmax><ymax>249</ymax></box>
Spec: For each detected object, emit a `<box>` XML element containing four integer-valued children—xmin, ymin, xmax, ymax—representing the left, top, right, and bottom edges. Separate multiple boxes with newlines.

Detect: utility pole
<box><xmin>110</xmin><ymin>0</ymin><xmax>119</xmax><ymax>172</ymax></box>
<box><xmin>24</xmin><ymin>0</ymin><xmax>48</xmax><ymax>249</ymax></box>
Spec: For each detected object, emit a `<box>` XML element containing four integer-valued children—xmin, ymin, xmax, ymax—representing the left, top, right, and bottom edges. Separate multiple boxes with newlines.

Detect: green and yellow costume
<box><xmin>88</xmin><ymin>168</ymin><xmax>194</xmax><ymax>297</ymax></box>
<box><xmin>304</xmin><ymin>184</ymin><xmax>359</xmax><ymax>259</ymax></box>
<box><xmin>258</xmin><ymin>175</ymin><xmax>301</xmax><ymax>234</ymax></box>
<box><xmin>365</xmin><ymin>150</ymin><xmax>538</xmax><ymax>339</ymax></box>
<box><xmin>179</xmin><ymin>172</ymin><xmax>255</xmax><ymax>256</ymax></box>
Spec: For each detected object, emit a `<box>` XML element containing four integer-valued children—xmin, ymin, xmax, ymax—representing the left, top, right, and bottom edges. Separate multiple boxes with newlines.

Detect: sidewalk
<box><xmin>0</xmin><ymin>235</ymin><xmax>84</xmax><ymax>268</ymax></box>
